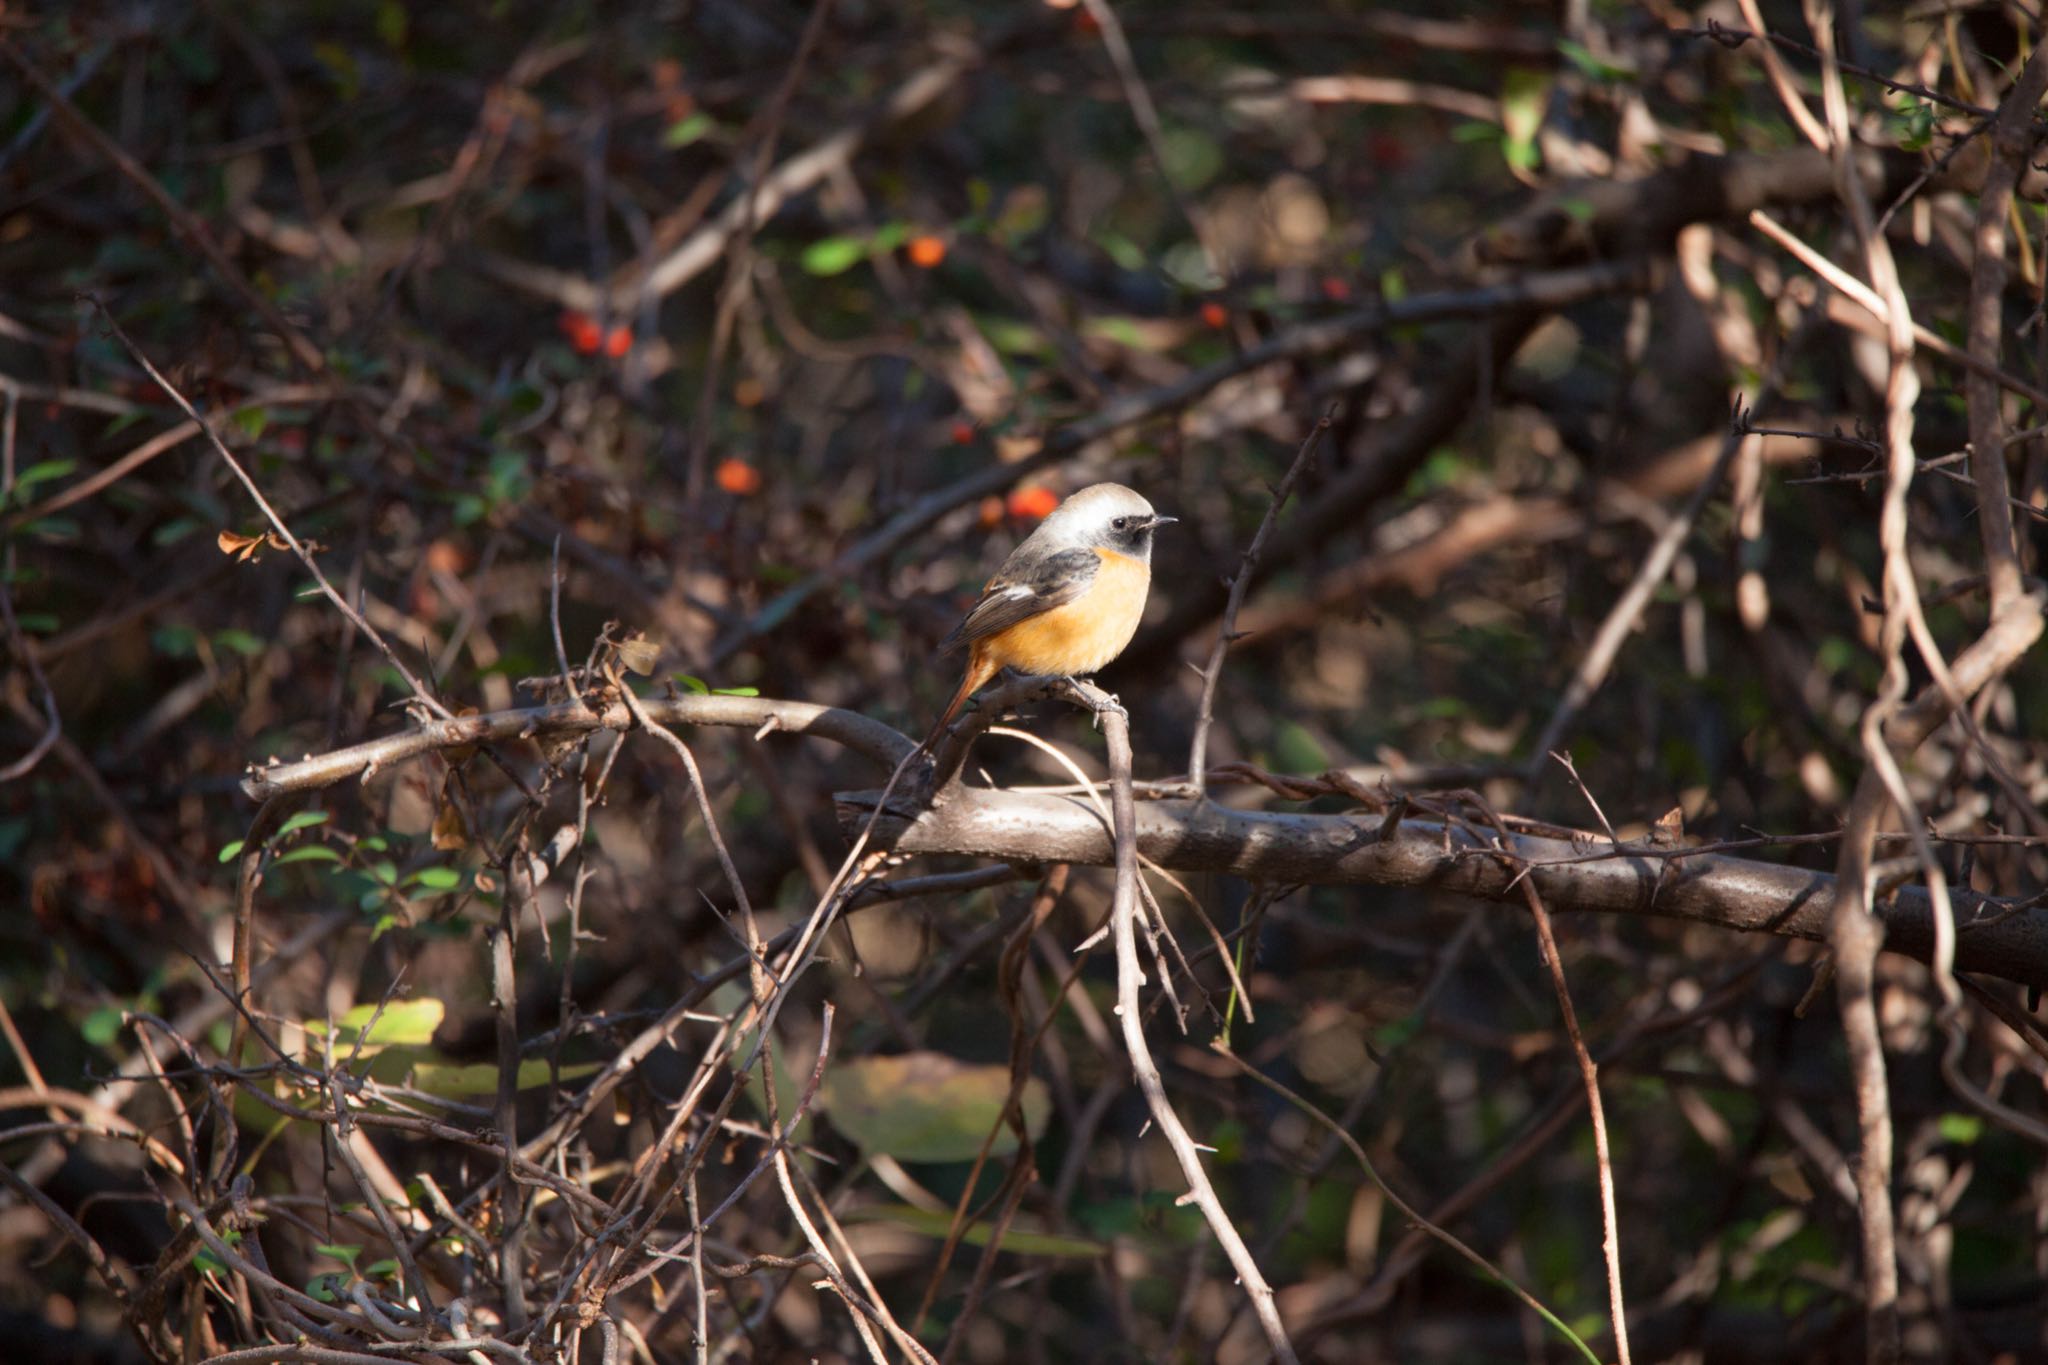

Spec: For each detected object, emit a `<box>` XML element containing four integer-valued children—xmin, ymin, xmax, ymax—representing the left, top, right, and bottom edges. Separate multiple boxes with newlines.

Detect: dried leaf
<box><xmin>430</xmin><ymin>789</ymin><xmax>467</xmax><ymax>851</ymax></box>
<box><xmin>616</xmin><ymin>636</ymin><xmax>661</xmax><ymax>675</ymax></box>
<box><xmin>218</xmin><ymin>529</ymin><xmax>264</xmax><ymax>561</ymax></box>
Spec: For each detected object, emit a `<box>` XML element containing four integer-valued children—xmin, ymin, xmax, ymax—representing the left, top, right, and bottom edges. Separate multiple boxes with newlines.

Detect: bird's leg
<box><xmin>1060</xmin><ymin>676</ymin><xmax>1125</xmax><ymax>728</ymax></box>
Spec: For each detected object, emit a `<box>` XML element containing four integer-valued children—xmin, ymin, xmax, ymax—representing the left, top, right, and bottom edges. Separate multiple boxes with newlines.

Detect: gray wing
<box><xmin>939</xmin><ymin>547</ymin><xmax>1100</xmax><ymax>654</ymax></box>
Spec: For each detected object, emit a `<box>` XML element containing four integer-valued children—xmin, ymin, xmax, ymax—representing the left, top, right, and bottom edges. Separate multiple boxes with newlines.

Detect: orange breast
<box><xmin>981</xmin><ymin>549</ymin><xmax>1151</xmax><ymax>676</ymax></box>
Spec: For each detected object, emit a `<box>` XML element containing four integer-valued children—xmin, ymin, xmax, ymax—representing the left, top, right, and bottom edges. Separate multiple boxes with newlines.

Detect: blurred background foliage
<box><xmin>3</xmin><ymin>1</ymin><xmax>2048</xmax><ymax>1361</ymax></box>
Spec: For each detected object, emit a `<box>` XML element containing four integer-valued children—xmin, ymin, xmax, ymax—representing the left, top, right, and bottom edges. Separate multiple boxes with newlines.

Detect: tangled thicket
<box><xmin>5</xmin><ymin>4</ymin><xmax>2048</xmax><ymax>1363</ymax></box>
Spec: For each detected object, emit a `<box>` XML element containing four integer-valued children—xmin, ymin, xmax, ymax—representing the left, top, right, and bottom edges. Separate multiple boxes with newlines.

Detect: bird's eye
<box><xmin>1112</xmin><ymin>516</ymin><xmax>1128</xmax><ymax>530</ymax></box>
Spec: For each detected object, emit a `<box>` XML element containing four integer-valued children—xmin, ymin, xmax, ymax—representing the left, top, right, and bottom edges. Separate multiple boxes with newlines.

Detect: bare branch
<box><xmin>846</xmin><ymin>783</ymin><xmax>2048</xmax><ymax>991</ymax></box>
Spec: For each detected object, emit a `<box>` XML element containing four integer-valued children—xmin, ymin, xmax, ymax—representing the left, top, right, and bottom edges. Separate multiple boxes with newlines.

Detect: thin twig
<box><xmin>682</xmin><ymin>0</ymin><xmax>835</xmax><ymax>506</ymax></box>
<box><xmin>0</xmin><ymin>46</ymin><xmax>326</xmax><ymax>372</ymax></box>
<box><xmin>91</xmin><ymin>302</ymin><xmax>452</xmax><ymax>720</ymax></box>
<box><xmin>1185</xmin><ymin>409</ymin><xmax>1335</xmax><ymax>793</ymax></box>
<box><xmin>1748</xmin><ymin>208</ymin><xmax>2048</xmax><ymax>408</ymax></box>
<box><xmin>1212</xmin><ymin>1045</ymin><xmax>1601</xmax><ymax>1365</ymax></box>
<box><xmin>1078</xmin><ymin>0</ymin><xmax>1231</xmax><ymax>285</ymax></box>
<box><xmin>1077</xmin><ymin>677</ymin><xmax>1300</xmax><ymax>1364</ymax></box>
<box><xmin>1523</xmin><ymin>368</ymin><xmax>1786</xmax><ymax>790</ymax></box>
<box><xmin>1460</xmin><ymin>792</ymin><xmax>1631</xmax><ymax>1364</ymax></box>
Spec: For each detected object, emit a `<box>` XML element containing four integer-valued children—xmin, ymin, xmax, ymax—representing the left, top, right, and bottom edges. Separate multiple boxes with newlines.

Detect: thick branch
<box><xmin>839</xmin><ymin>787</ymin><xmax>2048</xmax><ymax>990</ymax></box>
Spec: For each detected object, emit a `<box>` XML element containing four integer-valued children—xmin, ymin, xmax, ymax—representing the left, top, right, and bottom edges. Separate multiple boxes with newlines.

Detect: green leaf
<box><xmin>375</xmin><ymin>0</ymin><xmax>407</xmax><ymax>47</ymax></box>
<box><xmin>409</xmin><ymin>1056</ymin><xmax>603</xmax><ymax>1097</ymax></box>
<box><xmin>277</xmin><ymin>811</ymin><xmax>329</xmax><ymax>837</ymax></box>
<box><xmin>663</xmin><ymin>112</ymin><xmax>715</xmax><ymax>148</ymax></box>
<box><xmin>1083</xmin><ymin>316</ymin><xmax>1151</xmax><ymax>350</ymax></box>
<box><xmin>313</xmin><ymin>42</ymin><xmax>361</xmax><ymax>100</ymax></box>
<box><xmin>819</xmin><ymin>1052</ymin><xmax>1049</xmax><ymax>1162</ymax></box>
<box><xmin>193</xmin><ymin>1227</ymin><xmax>239</xmax><ymax>1275</ymax></box>
<box><xmin>152</xmin><ymin>517</ymin><xmax>207</xmax><ymax>547</ymax></box>
<box><xmin>1272</xmin><ymin>722</ymin><xmax>1330</xmax><ymax>774</ymax></box>
<box><xmin>1159</xmin><ymin>124</ymin><xmax>1224</xmax><ymax>190</ymax></box>
<box><xmin>673</xmin><ymin>673</ymin><xmax>710</xmax><ymax>695</ymax></box>
<box><xmin>1499</xmin><ymin>68</ymin><xmax>1549</xmax><ymax>174</ymax></box>
<box><xmin>314</xmin><ymin>1243</ymin><xmax>361</xmax><ymax>1269</ymax></box>
<box><xmin>1937</xmin><ymin>1113</ymin><xmax>1984</xmax><ymax>1145</ymax></box>
<box><xmin>305</xmin><ymin>999</ymin><xmax>444</xmax><ymax>1055</ymax></box>
<box><xmin>275</xmin><ymin>845</ymin><xmax>342</xmax><ymax>866</ymax></box>
<box><xmin>710</xmin><ymin>685</ymin><xmax>759</xmax><ymax>697</ymax></box>
<box><xmin>10</xmin><ymin>459</ymin><xmax>76</xmax><ymax>498</ymax></box>
<box><xmin>1093</xmin><ymin>229</ymin><xmax>1145</xmax><ymax>271</ymax></box>
<box><xmin>218</xmin><ymin>840</ymin><xmax>246</xmax><ymax>863</ymax></box>
<box><xmin>232</xmin><ymin>407</ymin><xmax>269</xmax><ymax>440</ymax></box>
<box><xmin>845</xmin><ymin>1204</ymin><xmax>1103</xmax><ymax>1258</ymax></box>
<box><xmin>213</xmin><ymin>628</ymin><xmax>266</xmax><ymax>658</ymax></box>
<box><xmin>800</xmin><ymin>235</ymin><xmax>870</xmax><ymax>276</ymax></box>
<box><xmin>1556</xmin><ymin>38</ymin><xmax>1633</xmax><ymax>83</ymax></box>
<box><xmin>405</xmin><ymin>866</ymin><xmax>462</xmax><ymax>891</ymax></box>
<box><xmin>81</xmin><ymin>1006</ymin><xmax>124</xmax><ymax>1047</ymax></box>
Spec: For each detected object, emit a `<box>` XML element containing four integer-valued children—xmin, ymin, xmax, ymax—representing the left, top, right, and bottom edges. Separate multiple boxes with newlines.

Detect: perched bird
<box><xmin>928</xmin><ymin>482</ymin><xmax>1175</xmax><ymax>743</ymax></box>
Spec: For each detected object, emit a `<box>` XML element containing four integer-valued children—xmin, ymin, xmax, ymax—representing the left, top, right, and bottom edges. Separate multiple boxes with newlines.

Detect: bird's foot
<box><xmin>1062</xmin><ymin>677</ymin><xmax>1125</xmax><ymax>728</ymax></box>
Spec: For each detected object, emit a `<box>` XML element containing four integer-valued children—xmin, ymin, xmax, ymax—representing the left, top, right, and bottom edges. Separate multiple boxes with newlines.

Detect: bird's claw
<box><xmin>1068</xmin><ymin>680</ymin><xmax>1125</xmax><ymax>728</ymax></box>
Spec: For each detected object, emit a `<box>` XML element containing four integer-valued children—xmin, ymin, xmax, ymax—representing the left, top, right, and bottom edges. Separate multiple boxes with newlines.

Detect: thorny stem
<box><xmin>1081</xmin><ymin>678</ymin><xmax>1300</xmax><ymax>1365</ymax></box>
<box><xmin>1184</xmin><ymin>408</ymin><xmax>1335</xmax><ymax>794</ymax></box>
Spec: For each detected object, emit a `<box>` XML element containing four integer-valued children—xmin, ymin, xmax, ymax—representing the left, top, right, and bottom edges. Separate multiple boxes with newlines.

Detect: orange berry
<box><xmin>1006</xmin><ymin>486</ymin><xmax>1059</xmax><ymax>520</ymax></box>
<box><xmin>715</xmin><ymin>458</ymin><xmax>762</xmax><ymax>495</ymax></box>
<box><xmin>1199</xmin><ymin>300</ymin><xmax>1229</xmax><ymax>329</ymax></box>
<box><xmin>559</xmin><ymin>311</ymin><xmax>601</xmax><ymax>354</ymax></box>
<box><xmin>977</xmin><ymin>496</ymin><xmax>1005</xmax><ymax>529</ymax></box>
<box><xmin>906</xmin><ymin>235</ymin><xmax>947</xmax><ymax>268</ymax></box>
<box><xmin>950</xmin><ymin>419</ymin><xmax>976</xmax><ymax>445</ymax></box>
<box><xmin>1320</xmin><ymin>275</ymin><xmax>1352</xmax><ymax>301</ymax></box>
<box><xmin>424</xmin><ymin>539</ymin><xmax>467</xmax><ymax>575</ymax></box>
<box><xmin>603</xmin><ymin>325</ymin><xmax>633</xmax><ymax>357</ymax></box>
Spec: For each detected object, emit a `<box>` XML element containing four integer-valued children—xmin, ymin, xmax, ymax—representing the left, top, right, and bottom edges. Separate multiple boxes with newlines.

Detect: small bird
<box><xmin>928</xmin><ymin>482</ymin><xmax>1175</xmax><ymax>744</ymax></box>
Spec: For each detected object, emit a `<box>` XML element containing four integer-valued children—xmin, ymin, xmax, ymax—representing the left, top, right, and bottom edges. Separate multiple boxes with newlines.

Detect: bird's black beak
<box><xmin>1145</xmin><ymin>514</ymin><xmax>1178</xmax><ymax>529</ymax></box>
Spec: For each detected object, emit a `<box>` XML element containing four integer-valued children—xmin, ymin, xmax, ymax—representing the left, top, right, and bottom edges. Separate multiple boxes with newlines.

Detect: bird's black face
<box><xmin>1105</xmin><ymin>511</ymin><xmax>1176</xmax><ymax>557</ymax></box>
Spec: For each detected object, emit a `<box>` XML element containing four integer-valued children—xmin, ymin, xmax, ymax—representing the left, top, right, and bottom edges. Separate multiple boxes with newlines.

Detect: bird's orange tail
<box><xmin>923</xmin><ymin>651</ymin><xmax>999</xmax><ymax>750</ymax></box>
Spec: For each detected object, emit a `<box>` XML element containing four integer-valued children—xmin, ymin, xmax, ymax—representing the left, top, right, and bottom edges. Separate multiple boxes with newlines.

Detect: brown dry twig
<box><xmin>1071</xmin><ymin>675</ymin><xmax>1298</xmax><ymax>1364</ymax></box>
<box><xmin>1183</xmin><ymin>408</ymin><xmax>1334</xmax><ymax>794</ymax></box>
